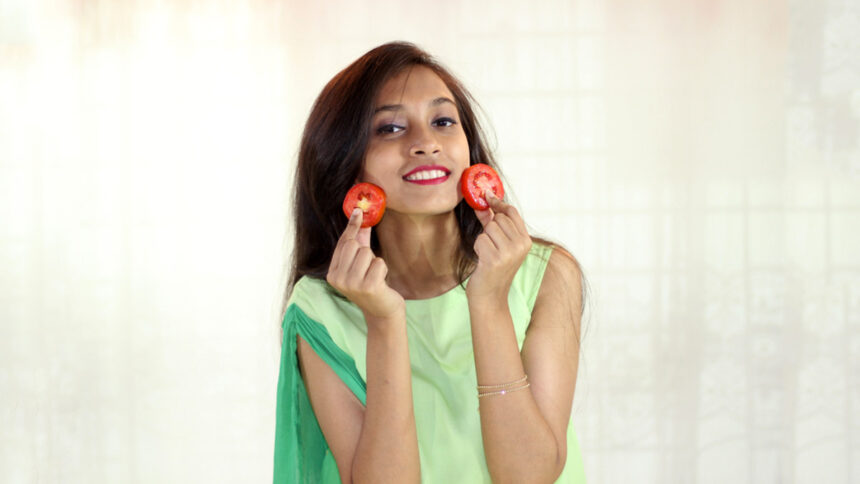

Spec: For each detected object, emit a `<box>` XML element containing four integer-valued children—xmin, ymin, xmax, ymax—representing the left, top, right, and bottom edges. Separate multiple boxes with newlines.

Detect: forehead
<box><xmin>375</xmin><ymin>65</ymin><xmax>455</xmax><ymax>106</ymax></box>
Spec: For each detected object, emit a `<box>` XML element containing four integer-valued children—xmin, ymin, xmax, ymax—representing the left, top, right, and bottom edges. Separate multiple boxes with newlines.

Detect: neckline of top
<box><xmin>403</xmin><ymin>276</ymin><xmax>471</xmax><ymax>304</ymax></box>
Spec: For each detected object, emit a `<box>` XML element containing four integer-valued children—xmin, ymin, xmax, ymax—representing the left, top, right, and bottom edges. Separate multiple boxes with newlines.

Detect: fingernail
<box><xmin>351</xmin><ymin>208</ymin><xmax>361</xmax><ymax>219</ymax></box>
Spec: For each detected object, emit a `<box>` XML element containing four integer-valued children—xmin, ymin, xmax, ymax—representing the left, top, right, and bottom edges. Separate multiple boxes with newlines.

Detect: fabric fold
<box><xmin>272</xmin><ymin>243</ymin><xmax>587</xmax><ymax>483</ymax></box>
<box><xmin>273</xmin><ymin>304</ymin><xmax>367</xmax><ymax>484</ymax></box>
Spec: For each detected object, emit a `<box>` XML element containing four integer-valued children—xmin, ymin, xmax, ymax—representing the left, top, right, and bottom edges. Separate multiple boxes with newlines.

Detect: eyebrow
<box><xmin>373</xmin><ymin>96</ymin><xmax>456</xmax><ymax>115</ymax></box>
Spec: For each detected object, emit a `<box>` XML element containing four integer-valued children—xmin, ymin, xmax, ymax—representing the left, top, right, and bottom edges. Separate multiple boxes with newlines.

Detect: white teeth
<box><xmin>405</xmin><ymin>169</ymin><xmax>447</xmax><ymax>181</ymax></box>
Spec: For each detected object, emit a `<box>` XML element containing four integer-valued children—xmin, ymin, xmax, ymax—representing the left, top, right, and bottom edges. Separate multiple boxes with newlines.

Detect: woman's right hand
<box><xmin>327</xmin><ymin>209</ymin><xmax>405</xmax><ymax>321</ymax></box>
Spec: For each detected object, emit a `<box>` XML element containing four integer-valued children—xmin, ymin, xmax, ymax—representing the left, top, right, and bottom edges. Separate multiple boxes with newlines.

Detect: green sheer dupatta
<box><xmin>273</xmin><ymin>304</ymin><xmax>367</xmax><ymax>484</ymax></box>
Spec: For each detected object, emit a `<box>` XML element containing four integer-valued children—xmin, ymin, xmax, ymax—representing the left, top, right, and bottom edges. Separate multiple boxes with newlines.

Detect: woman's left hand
<box><xmin>466</xmin><ymin>192</ymin><xmax>532</xmax><ymax>301</ymax></box>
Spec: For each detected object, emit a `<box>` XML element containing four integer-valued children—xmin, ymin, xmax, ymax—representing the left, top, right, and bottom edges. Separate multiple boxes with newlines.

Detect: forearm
<box><xmin>352</xmin><ymin>312</ymin><xmax>420</xmax><ymax>483</ymax></box>
<box><xmin>469</xmin><ymin>298</ymin><xmax>561</xmax><ymax>483</ymax></box>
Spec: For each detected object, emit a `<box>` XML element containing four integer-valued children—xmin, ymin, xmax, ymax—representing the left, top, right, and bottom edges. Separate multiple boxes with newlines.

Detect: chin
<box><xmin>390</xmin><ymin>203</ymin><xmax>459</xmax><ymax>218</ymax></box>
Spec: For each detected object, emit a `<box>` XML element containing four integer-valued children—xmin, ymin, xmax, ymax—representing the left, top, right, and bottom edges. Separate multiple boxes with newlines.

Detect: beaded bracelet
<box><xmin>477</xmin><ymin>382</ymin><xmax>531</xmax><ymax>398</ymax></box>
<box><xmin>476</xmin><ymin>374</ymin><xmax>528</xmax><ymax>390</ymax></box>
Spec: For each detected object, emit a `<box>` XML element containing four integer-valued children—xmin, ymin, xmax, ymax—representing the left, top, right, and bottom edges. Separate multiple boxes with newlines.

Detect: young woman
<box><xmin>274</xmin><ymin>41</ymin><xmax>588</xmax><ymax>483</ymax></box>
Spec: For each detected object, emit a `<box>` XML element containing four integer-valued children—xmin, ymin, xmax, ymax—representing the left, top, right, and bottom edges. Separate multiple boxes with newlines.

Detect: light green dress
<box><xmin>273</xmin><ymin>243</ymin><xmax>587</xmax><ymax>483</ymax></box>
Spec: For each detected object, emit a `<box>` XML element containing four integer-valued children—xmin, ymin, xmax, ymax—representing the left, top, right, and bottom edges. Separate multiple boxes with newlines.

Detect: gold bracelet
<box><xmin>478</xmin><ymin>382</ymin><xmax>531</xmax><ymax>398</ymax></box>
<box><xmin>477</xmin><ymin>375</ymin><xmax>528</xmax><ymax>390</ymax></box>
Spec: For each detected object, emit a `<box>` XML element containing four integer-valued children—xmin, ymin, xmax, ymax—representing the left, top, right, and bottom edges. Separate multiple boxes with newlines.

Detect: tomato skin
<box><xmin>342</xmin><ymin>182</ymin><xmax>387</xmax><ymax>228</ymax></box>
<box><xmin>460</xmin><ymin>163</ymin><xmax>504</xmax><ymax>210</ymax></box>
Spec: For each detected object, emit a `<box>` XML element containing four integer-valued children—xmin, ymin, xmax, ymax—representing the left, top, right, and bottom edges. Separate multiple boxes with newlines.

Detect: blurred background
<box><xmin>1</xmin><ymin>0</ymin><xmax>858</xmax><ymax>482</ymax></box>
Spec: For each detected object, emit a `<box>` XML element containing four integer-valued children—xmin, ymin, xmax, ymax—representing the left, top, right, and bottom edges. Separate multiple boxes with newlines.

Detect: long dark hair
<box><xmin>280</xmin><ymin>41</ymin><xmax>590</xmax><ymax>333</ymax></box>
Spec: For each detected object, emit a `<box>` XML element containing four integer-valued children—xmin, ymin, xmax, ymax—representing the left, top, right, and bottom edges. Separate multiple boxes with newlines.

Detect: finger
<box><xmin>356</xmin><ymin>226</ymin><xmax>371</xmax><ymax>248</ymax></box>
<box><xmin>328</xmin><ymin>241</ymin><xmax>341</xmax><ymax>273</ymax></box>
<box><xmin>474</xmin><ymin>232</ymin><xmax>499</xmax><ymax>259</ymax></box>
<box><xmin>483</xmin><ymin>222</ymin><xmax>508</xmax><ymax>251</ymax></box>
<box><xmin>485</xmin><ymin>191</ymin><xmax>510</xmax><ymax>213</ymax></box>
<box><xmin>347</xmin><ymin>247</ymin><xmax>375</xmax><ymax>282</ymax></box>
<box><xmin>329</xmin><ymin>238</ymin><xmax>346</xmax><ymax>274</ymax></box>
<box><xmin>340</xmin><ymin>208</ymin><xmax>363</xmax><ymax>242</ymax></box>
<box><xmin>486</xmin><ymin>194</ymin><xmax>527</xmax><ymax>233</ymax></box>
<box><xmin>332</xmin><ymin>209</ymin><xmax>364</xmax><ymax>272</ymax></box>
<box><xmin>493</xmin><ymin>212</ymin><xmax>521</xmax><ymax>240</ymax></box>
<box><xmin>474</xmin><ymin>205</ymin><xmax>494</xmax><ymax>227</ymax></box>
<box><xmin>491</xmin><ymin>213</ymin><xmax>532</xmax><ymax>257</ymax></box>
<box><xmin>366</xmin><ymin>257</ymin><xmax>388</xmax><ymax>284</ymax></box>
<box><xmin>332</xmin><ymin>238</ymin><xmax>361</xmax><ymax>278</ymax></box>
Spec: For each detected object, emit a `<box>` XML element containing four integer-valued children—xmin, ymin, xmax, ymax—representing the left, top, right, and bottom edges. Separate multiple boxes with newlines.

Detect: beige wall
<box><xmin>1</xmin><ymin>0</ymin><xmax>858</xmax><ymax>482</ymax></box>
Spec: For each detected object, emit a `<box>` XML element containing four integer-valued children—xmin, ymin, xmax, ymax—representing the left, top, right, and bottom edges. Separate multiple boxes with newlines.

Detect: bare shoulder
<box><xmin>520</xmin><ymin>245</ymin><xmax>584</xmax><ymax>471</ymax></box>
<box><xmin>529</xmin><ymin>245</ymin><xmax>583</xmax><ymax>331</ymax></box>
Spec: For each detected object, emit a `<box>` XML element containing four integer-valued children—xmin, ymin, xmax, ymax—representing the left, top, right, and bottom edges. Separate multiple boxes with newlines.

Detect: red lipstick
<box><xmin>402</xmin><ymin>165</ymin><xmax>451</xmax><ymax>185</ymax></box>
<box><xmin>402</xmin><ymin>165</ymin><xmax>451</xmax><ymax>178</ymax></box>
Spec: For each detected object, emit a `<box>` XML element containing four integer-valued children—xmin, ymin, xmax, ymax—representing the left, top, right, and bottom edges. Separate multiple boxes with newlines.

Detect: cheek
<box><xmin>359</xmin><ymin>147</ymin><xmax>394</xmax><ymax>185</ymax></box>
<box><xmin>454</xmin><ymin>134</ymin><xmax>471</xmax><ymax>165</ymax></box>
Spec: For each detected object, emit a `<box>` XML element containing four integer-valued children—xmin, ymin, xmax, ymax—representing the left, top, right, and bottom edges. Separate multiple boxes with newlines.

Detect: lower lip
<box><xmin>403</xmin><ymin>174</ymin><xmax>450</xmax><ymax>185</ymax></box>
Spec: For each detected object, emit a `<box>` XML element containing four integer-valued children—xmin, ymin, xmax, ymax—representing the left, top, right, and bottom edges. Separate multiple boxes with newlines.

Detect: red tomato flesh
<box><xmin>460</xmin><ymin>163</ymin><xmax>504</xmax><ymax>210</ymax></box>
<box><xmin>342</xmin><ymin>182</ymin><xmax>387</xmax><ymax>228</ymax></box>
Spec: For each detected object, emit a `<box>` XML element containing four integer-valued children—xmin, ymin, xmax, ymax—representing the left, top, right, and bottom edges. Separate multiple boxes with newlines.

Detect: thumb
<box><xmin>356</xmin><ymin>226</ymin><xmax>372</xmax><ymax>247</ymax></box>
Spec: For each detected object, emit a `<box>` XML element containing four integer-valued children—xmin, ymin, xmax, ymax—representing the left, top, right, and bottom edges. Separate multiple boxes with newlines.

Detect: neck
<box><xmin>375</xmin><ymin>210</ymin><xmax>462</xmax><ymax>300</ymax></box>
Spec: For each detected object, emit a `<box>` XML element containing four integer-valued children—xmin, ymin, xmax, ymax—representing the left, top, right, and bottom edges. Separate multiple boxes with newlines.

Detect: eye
<box><xmin>434</xmin><ymin>117</ymin><xmax>457</xmax><ymax>127</ymax></box>
<box><xmin>376</xmin><ymin>124</ymin><xmax>404</xmax><ymax>134</ymax></box>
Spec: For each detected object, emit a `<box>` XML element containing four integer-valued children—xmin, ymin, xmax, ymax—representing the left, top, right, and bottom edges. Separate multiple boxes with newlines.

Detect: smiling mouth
<box><xmin>404</xmin><ymin>169</ymin><xmax>449</xmax><ymax>181</ymax></box>
<box><xmin>403</xmin><ymin>169</ymin><xmax>451</xmax><ymax>185</ymax></box>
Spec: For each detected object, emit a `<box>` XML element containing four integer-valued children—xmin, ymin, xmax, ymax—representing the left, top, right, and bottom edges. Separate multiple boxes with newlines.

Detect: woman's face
<box><xmin>360</xmin><ymin>65</ymin><xmax>470</xmax><ymax>217</ymax></box>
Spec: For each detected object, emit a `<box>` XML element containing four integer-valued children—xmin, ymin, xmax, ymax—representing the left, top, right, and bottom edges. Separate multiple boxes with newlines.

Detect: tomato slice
<box><xmin>342</xmin><ymin>182</ymin><xmax>387</xmax><ymax>228</ymax></box>
<box><xmin>460</xmin><ymin>163</ymin><xmax>504</xmax><ymax>210</ymax></box>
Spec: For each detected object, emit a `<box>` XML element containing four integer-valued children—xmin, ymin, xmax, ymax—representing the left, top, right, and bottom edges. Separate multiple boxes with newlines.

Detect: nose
<box><xmin>408</xmin><ymin>125</ymin><xmax>441</xmax><ymax>157</ymax></box>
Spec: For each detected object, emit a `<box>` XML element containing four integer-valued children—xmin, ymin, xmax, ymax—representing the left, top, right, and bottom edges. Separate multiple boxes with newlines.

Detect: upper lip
<box><xmin>402</xmin><ymin>165</ymin><xmax>451</xmax><ymax>179</ymax></box>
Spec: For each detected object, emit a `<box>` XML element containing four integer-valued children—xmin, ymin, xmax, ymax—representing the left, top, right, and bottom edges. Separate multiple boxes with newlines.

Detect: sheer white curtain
<box><xmin>1</xmin><ymin>1</ymin><xmax>857</xmax><ymax>483</ymax></box>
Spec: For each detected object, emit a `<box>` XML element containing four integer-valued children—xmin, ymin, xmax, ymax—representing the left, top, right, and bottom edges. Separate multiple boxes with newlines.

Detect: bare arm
<box><xmin>297</xmin><ymin>311</ymin><xmax>419</xmax><ymax>483</ymax></box>
<box><xmin>351</xmin><ymin>313</ymin><xmax>419</xmax><ymax>482</ymax></box>
<box><xmin>296</xmin><ymin>209</ymin><xmax>420</xmax><ymax>483</ymax></box>
<box><xmin>467</xmin><ymin>195</ymin><xmax>582</xmax><ymax>483</ymax></box>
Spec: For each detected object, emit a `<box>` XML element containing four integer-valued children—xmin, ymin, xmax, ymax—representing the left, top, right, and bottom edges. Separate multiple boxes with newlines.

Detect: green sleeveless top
<box><xmin>273</xmin><ymin>243</ymin><xmax>587</xmax><ymax>483</ymax></box>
